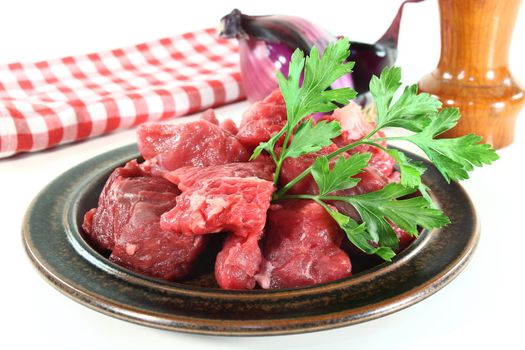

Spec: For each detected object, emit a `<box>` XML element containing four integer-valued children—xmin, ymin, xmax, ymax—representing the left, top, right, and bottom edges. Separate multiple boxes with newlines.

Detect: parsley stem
<box><xmin>368</xmin><ymin>136</ymin><xmax>407</xmax><ymax>142</ymax></box>
<box><xmin>274</xmin><ymin>139</ymin><xmax>366</xmax><ymax>198</ymax></box>
<box><xmin>278</xmin><ymin>193</ymin><xmax>355</xmax><ymax>202</ymax></box>
<box><xmin>276</xmin><ymin>193</ymin><xmax>317</xmax><ymax>201</ymax></box>
<box><xmin>272</xmin><ymin>123</ymin><xmax>293</xmax><ymax>185</ymax></box>
<box><xmin>273</xmin><ymin>159</ymin><xmax>284</xmax><ymax>186</ymax></box>
<box><xmin>359</xmin><ymin>140</ymin><xmax>389</xmax><ymax>152</ymax></box>
<box><xmin>274</xmin><ymin>130</ymin><xmax>406</xmax><ymax>198</ymax></box>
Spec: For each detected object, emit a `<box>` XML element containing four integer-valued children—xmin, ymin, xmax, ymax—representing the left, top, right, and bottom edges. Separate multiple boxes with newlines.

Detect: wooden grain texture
<box><xmin>418</xmin><ymin>0</ymin><xmax>525</xmax><ymax>149</ymax></box>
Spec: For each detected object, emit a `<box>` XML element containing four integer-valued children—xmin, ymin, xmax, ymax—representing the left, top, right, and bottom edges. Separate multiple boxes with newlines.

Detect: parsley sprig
<box><xmin>250</xmin><ymin>38</ymin><xmax>356</xmax><ymax>184</ymax></box>
<box><xmin>252</xmin><ymin>38</ymin><xmax>498</xmax><ymax>261</ymax></box>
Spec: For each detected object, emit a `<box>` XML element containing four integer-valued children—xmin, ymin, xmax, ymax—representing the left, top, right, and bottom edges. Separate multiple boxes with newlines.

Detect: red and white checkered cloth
<box><xmin>0</xmin><ymin>28</ymin><xmax>243</xmax><ymax>159</ymax></box>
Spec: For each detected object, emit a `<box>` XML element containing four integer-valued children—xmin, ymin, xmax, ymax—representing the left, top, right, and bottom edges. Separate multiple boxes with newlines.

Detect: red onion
<box><xmin>219</xmin><ymin>9</ymin><xmax>353</xmax><ymax>102</ymax></box>
<box><xmin>219</xmin><ymin>3</ymin><xmax>424</xmax><ymax>102</ymax></box>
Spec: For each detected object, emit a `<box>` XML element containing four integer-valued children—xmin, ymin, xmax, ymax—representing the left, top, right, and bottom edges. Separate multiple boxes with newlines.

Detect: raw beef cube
<box><xmin>256</xmin><ymin>200</ymin><xmax>352</xmax><ymax>289</ymax></box>
<box><xmin>345</xmin><ymin>135</ymin><xmax>395</xmax><ymax>178</ymax></box>
<box><xmin>215</xmin><ymin>233</ymin><xmax>263</xmax><ymax>290</ymax></box>
<box><xmin>160</xmin><ymin>177</ymin><xmax>274</xmax><ymax>237</ymax></box>
<box><xmin>161</xmin><ymin>165</ymin><xmax>275</xmax><ymax>290</ymax></box>
<box><xmin>236</xmin><ymin>90</ymin><xmax>287</xmax><ymax>149</ymax></box>
<box><xmin>164</xmin><ymin>162</ymin><xmax>275</xmax><ymax>191</ymax></box>
<box><xmin>137</xmin><ymin>120</ymin><xmax>249</xmax><ymax>176</ymax></box>
<box><xmin>330</xmin><ymin>102</ymin><xmax>375</xmax><ymax>143</ymax></box>
<box><xmin>109</xmin><ymin>183</ymin><xmax>206</xmax><ymax>280</ymax></box>
<box><xmin>82</xmin><ymin>159</ymin><xmax>205</xmax><ymax>281</ymax></box>
<box><xmin>82</xmin><ymin>159</ymin><xmax>148</xmax><ymax>251</ymax></box>
<box><xmin>278</xmin><ymin>142</ymin><xmax>387</xmax><ymax>197</ymax></box>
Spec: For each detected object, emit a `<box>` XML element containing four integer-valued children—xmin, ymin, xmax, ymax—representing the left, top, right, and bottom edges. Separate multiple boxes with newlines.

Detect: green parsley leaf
<box><xmin>250</xmin><ymin>39</ymin><xmax>497</xmax><ymax>263</ymax></box>
<box><xmin>284</xmin><ymin>119</ymin><xmax>342</xmax><ymax>159</ymax></box>
<box><xmin>420</xmin><ymin>107</ymin><xmax>462</xmax><ymax>137</ymax></box>
<box><xmin>318</xmin><ymin>200</ymin><xmax>395</xmax><ymax>261</ymax></box>
<box><xmin>405</xmin><ymin>108</ymin><xmax>500</xmax><ymax>182</ymax></box>
<box><xmin>332</xmin><ymin>183</ymin><xmax>451</xmax><ymax>237</ymax></box>
<box><xmin>311</xmin><ymin>153</ymin><xmax>372</xmax><ymax>195</ymax></box>
<box><xmin>418</xmin><ymin>183</ymin><xmax>435</xmax><ymax>207</ymax></box>
<box><xmin>249</xmin><ymin>143</ymin><xmax>267</xmax><ymax>161</ymax></box>
<box><xmin>386</xmin><ymin>85</ymin><xmax>442</xmax><ymax>131</ymax></box>
<box><xmin>250</xmin><ymin>128</ymin><xmax>285</xmax><ymax>161</ymax></box>
<box><xmin>369</xmin><ymin>66</ymin><xmax>402</xmax><ymax>119</ymax></box>
<box><xmin>277</xmin><ymin>37</ymin><xmax>356</xmax><ymax>127</ymax></box>
<box><xmin>386</xmin><ymin>149</ymin><xmax>426</xmax><ymax>188</ymax></box>
<box><xmin>386</xmin><ymin>148</ymin><xmax>436</xmax><ymax>206</ymax></box>
<box><xmin>370</xmin><ymin>67</ymin><xmax>441</xmax><ymax>131</ymax></box>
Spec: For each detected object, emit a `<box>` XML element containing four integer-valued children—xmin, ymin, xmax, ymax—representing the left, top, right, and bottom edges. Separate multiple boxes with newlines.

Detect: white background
<box><xmin>1</xmin><ymin>0</ymin><xmax>524</xmax><ymax>349</ymax></box>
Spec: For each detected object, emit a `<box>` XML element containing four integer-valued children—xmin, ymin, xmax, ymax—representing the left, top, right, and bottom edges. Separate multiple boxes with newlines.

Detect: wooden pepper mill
<box><xmin>418</xmin><ymin>0</ymin><xmax>525</xmax><ymax>149</ymax></box>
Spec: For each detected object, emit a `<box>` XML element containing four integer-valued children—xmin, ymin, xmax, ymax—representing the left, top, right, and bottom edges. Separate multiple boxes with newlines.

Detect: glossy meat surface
<box><xmin>236</xmin><ymin>90</ymin><xmax>287</xmax><ymax>149</ymax></box>
<box><xmin>165</xmin><ymin>162</ymin><xmax>275</xmax><ymax>192</ymax></box>
<box><xmin>82</xmin><ymin>160</ymin><xmax>205</xmax><ymax>280</ymax></box>
<box><xmin>160</xmin><ymin>177</ymin><xmax>274</xmax><ymax>238</ymax></box>
<box><xmin>256</xmin><ymin>200</ymin><xmax>352</xmax><ymax>289</ymax></box>
<box><xmin>137</xmin><ymin>120</ymin><xmax>249</xmax><ymax>176</ymax></box>
<box><xmin>161</xmin><ymin>163</ymin><xmax>275</xmax><ymax>289</ymax></box>
<box><xmin>215</xmin><ymin>233</ymin><xmax>263</xmax><ymax>289</ymax></box>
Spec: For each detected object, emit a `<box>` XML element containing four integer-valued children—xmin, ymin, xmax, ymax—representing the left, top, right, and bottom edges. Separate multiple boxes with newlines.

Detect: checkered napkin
<box><xmin>0</xmin><ymin>28</ymin><xmax>243</xmax><ymax>158</ymax></box>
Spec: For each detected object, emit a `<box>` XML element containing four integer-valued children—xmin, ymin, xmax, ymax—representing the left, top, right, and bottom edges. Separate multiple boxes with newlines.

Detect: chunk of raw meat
<box><xmin>164</xmin><ymin>162</ymin><xmax>275</xmax><ymax>191</ymax></box>
<box><xmin>201</xmin><ymin>109</ymin><xmax>219</xmax><ymax>125</ymax></box>
<box><xmin>256</xmin><ymin>200</ymin><xmax>352</xmax><ymax>289</ymax></box>
<box><xmin>331</xmin><ymin>102</ymin><xmax>374</xmax><ymax>142</ymax></box>
<box><xmin>392</xmin><ymin>224</ymin><xmax>415</xmax><ymax>252</ymax></box>
<box><xmin>82</xmin><ymin>160</ymin><xmax>205</xmax><ymax>280</ymax></box>
<box><xmin>160</xmin><ymin>177</ymin><xmax>274</xmax><ymax>237</ymax></box>
<box><xmin>82</xmin><ymin>159</ymin><xmax>147</xmax><ymax>251</ymax></box>
<box><xmin>347</xmin><ymin>137</ymin><xmax>395</xmax><ymax>178</ymax></box>
<box><xmin>220</xmin><ymin>119</ymin><xmax>239</xmax><ymax>135</ymax></box>
<box><xmin>201</xmin><ymin>108</ymin><xmax>239</xmax><ymax>135</ymax></box>
<box><xmin>137</xmin><ymin>120</ymin><xmax>249</xmax><ymax>176</ymax></box>
<box><xmin>278</xmin><ymin>142</ymin><xmax>392</xmax><ymax>197</ymax></box>
<box><xmin>215</xmin><ymin>233</ymin><xmax>263</xmax><ymax>289</ymax></box>
<box><xmin>236</xmin><ymin>90</ymin><xmax>287</xmax><ymax>149</ymax></box>
<box><xmin>161</xmin><ymin>172</ymin><xmax>274</xmax><ymax>290</ymax></box>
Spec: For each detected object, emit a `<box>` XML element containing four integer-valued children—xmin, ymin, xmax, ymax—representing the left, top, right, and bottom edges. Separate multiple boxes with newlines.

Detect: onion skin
<box><xmin>349</xmin><ymin>0</ymin><xmax>424</xmax><ymax>93</ymax></box>
<box><xmin>219</xmin><ymin>9</ymin><xmax>353</xmax><ymax>102</ymax></box>
<box><xmin>220</xmin><ymin>3</ymin><xmax>423</xmax><ymax>101</ymax></box>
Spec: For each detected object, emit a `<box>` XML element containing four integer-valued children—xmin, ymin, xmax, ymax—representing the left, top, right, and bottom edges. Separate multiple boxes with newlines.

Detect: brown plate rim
<box><xmin>22</xmin><ymin>144</ymin><xmax>479</xmax><ymax>336</ymax></box>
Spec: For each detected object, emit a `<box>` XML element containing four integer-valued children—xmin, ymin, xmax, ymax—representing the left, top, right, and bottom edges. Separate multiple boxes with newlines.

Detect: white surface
<box><xmin>1</xmin><ymin>0</ymin><xmax>524</xmax><ymax>349</ymax></box>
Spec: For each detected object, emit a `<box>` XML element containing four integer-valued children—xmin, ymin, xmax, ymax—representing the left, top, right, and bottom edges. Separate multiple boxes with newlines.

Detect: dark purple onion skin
<box><xmin>349</xmin><ymin>42</ymin><xmax>394</xmax><ymax>94</ymax></box>
<box><xmin>220</xmin><ymin>1</ymin><xmax>424</xmax><ymax>98</ymax></box>
<box><xmin>348</xmin><ymin>0</ymin><xmax>424</xmax><ymax>94</ymax></box>
<box><xmin>377</xmin><ymin>0</ymin><xmax>425</xmax><ymax>48</ymax></box>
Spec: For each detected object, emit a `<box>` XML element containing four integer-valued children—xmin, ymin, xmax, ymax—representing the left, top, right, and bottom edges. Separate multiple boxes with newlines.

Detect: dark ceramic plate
<box><xmin>22</xmin><ymin>144</ymin><xmax>479</xmax><ymax>336</ymax></box>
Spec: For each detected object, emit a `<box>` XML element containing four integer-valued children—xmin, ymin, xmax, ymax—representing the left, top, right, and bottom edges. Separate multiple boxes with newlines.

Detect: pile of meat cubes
<box><xmin>83</xmin><ymin>91</ymin><xmax>413</xmax><ymax>290</ymax></box>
